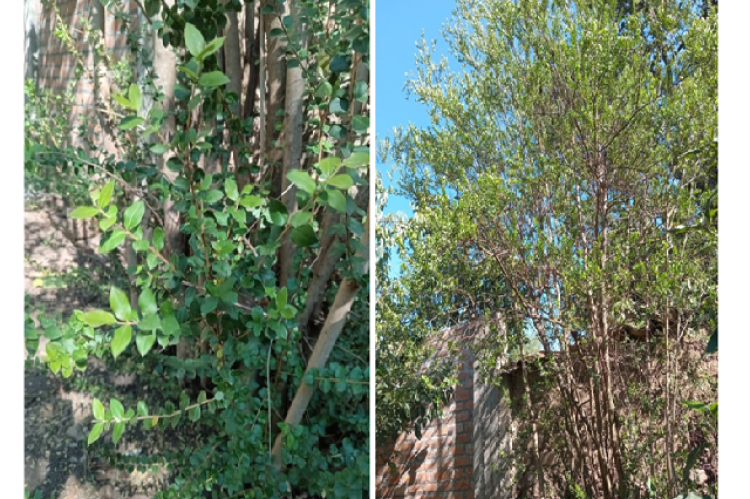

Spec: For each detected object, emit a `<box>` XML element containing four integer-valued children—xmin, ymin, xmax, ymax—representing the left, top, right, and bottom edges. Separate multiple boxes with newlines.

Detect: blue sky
<box><xmin>375</xmin><ymin>0</ymin><xmax>457</xmax><ymax>219</ymax></box>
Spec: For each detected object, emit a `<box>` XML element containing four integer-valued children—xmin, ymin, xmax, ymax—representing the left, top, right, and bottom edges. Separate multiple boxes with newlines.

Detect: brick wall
<box><xmin>26</xmin><ymin>0</ymin><xmax>140</xmax><ymax>134</ymax></box>
<box><xmin>376</xmin><ymin>317</ymin><xmax>514</xmax><ymax>499</ymax></box>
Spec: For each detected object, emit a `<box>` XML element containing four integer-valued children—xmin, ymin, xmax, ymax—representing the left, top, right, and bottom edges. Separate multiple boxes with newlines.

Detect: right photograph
<box><xmin>375</xmin><ymin>2</ymin><xmax>717</xmax><ymax>499</ymax></box>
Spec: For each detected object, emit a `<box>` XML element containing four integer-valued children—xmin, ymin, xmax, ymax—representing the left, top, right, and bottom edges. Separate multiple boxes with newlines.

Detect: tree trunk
<box><xmin>271</xmin><ymin>205</ymin><xmax>370</xmax><ymax>468</ymax></box>
<box><xmin>262</xmin><ymin>0</ymin><xmax>289</xmax><ymax>197</ymax></box>
<box><xmin>278</xmin><ymin>2</ymin><xmax>307</xmax><ymax>289</ymax></box>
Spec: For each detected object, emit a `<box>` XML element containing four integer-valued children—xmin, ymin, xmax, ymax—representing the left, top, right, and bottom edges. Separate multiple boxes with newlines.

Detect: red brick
<box><xmin>454</xmin><ymin>479</ymin><xmax>471</xmax><ymax>491</ymax></box>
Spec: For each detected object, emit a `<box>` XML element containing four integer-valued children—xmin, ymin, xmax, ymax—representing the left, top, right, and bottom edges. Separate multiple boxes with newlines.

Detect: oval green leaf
<box><xmin>111</xmin><ymin>325</ymin><xmax>132</xmax><ymax>360</ymax></box>
<box><xmin>327</xmin><ymin>174</ymin><xmax>354</xmax><ymax>190</ymax></box>
<box><xmin>70</xmin><ymin>206</ymin><xmax>99</xmax><ymax>219</ymax></box>
<box><xmin>287</xmin><ymin>170</ymin><xmax>316</xmax><ymax>195</ymax></box>
<box><xmin>291</xmin><ymin>224</ymin><xmax>318</xmax><ymax>248</ymax></box>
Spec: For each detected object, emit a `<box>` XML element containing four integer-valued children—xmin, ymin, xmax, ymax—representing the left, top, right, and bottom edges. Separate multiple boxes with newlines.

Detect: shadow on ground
<box><xmin>24</xmin><ymin>203</ymin><xmax>170</xmax><ymax>499</ymax></box>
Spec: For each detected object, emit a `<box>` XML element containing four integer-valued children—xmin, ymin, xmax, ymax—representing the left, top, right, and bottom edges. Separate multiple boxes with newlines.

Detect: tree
<box><xmin>377</xmin><ymin>1</ymin><xmax>717</xmax><ymax>498</ymax></box>
<box><xmin>25</xmin><ymin>0</ymin><xmax>371</xmax><ymax>497</ymax></box>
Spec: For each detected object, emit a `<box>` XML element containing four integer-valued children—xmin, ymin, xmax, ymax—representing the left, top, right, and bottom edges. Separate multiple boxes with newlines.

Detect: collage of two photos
<box><xmin>18</xmin><ymin>0</ymin><xmax>721</xmax><ymax>498</ymax></box>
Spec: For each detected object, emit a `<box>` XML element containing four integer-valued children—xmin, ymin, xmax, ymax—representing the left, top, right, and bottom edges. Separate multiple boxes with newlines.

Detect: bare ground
<box><xmin>25</xmin><ymin>203</ymin><xmax>168</xmax><ymax>499</ymax></box>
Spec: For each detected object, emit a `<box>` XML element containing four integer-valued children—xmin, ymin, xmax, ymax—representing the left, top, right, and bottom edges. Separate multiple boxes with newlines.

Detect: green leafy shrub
<box><xmin>25</xmin><ymin>1</ymin><xmax>370</xmax><ymax>497</ymax></box>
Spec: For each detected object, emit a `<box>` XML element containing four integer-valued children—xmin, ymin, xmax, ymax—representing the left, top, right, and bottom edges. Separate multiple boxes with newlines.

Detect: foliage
<box><xmin>375</xmin><ymin>175</ymin><xmax>459</xmax><ymax>443</ymax></box>
<box><xmin>376</xmin><ymin>0</ymin><xmax>716</xmax><ymax>498</ymax></box>
<box><xmin>25</xmin><ymin>0</ymin><xmax>370</xmax><ymax>497</ymax></box>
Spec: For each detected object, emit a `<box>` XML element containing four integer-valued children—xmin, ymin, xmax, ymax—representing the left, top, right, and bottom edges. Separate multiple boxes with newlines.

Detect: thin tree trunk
<box><xmin>278</xmin><ymin>1</ymin><xmax>307</xmax><ymax>288</ymax></box>
<box><xmin>263</xmin><ymin>0</ymin><xmax>289</xmax><ymax>197</ymax></box>
<box><xmin>222</xmin><ymin>0</ymin><xmax>242</xmax><ymax>171</ymax></box>
<box><xmin>271</xmin><ymin>205</ymin><xmax>370</xmax><ymax>468</ymax></box>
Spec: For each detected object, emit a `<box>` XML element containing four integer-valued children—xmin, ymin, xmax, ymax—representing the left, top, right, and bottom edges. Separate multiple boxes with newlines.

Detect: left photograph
<box><xmin>23</xmin><ymin>1</ymin><xmax>370</xmax><ymax>498</ymax></box>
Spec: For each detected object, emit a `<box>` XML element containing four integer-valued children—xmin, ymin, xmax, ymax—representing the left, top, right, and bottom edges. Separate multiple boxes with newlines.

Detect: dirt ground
<box><xmin>24</xmin><ymin>203</ymin><xmax>167</xmax><ymax>499</ymax></box>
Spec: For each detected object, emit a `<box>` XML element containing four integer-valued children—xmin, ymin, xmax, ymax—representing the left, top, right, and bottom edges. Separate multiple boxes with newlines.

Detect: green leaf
<box><xmin>124</xmin><ymin>201</ymin><xmax>145</xmax><ymax>231</ymax></box>
<box><xmin>70</xmin><ymin>206</ymin><xmax>99</xmax><ymax>219</ymax></box>
<box><xmin>329</xmin><ymin>54</ymin><xmax>350</xmax><ymax>73</ymax></box>
<box><xmin>326</xmin><ymin>189</ymin><xmax>347</xmax><ymax>213</ymax></box>
<box><xmin>99</xmin><ymin>216</ymin><xmax>117</xmax><ymax>231</ymax></box>
<box><xmin>351</xmin><ymin>115</ymin><xmax>369</xmax><ymax>133</ymax></box>
<box><xmin>132</xmin><ymin>239</ymin><xmax>150</xmax><ymax>252</ymax></box>
<box><xmin>343</xmin><ymin>151</ymin><xmax>369</xmax><ymax>167</ymax></box>
<box><xmin>205</xmin><ymin>189</ymin><xmax>224</xmax><ymax>204</ymax></box>
<box><xmin>83</xmin><ymin>310</ymin><xmax>117</xmax><ymax>327</ymax></box>
<box><xmin>290</xmin><ymin>211</ymin><xmax>312</xmax><ymax>228</ymax></box>
<box><xmin>353</xmin><ymin>81</ymin><xmax>368</xmax><ymax>102</ymax></box>
<box><xmin>93</xmin><ymin>399</ymin><xmax>105</xmax><ymax>420</ymax></box>
<box><xmin>112</xmin><ymin>422</ymin><xmax>125</xmax><ymax>445</ymax></box>
<box><xmin>280</xmin><ymin>305</ymin><xmax>296</xmax><ymax>320</ymax></box>
<box><xmin>268</xmin><ymin>199</ymin><xmax>288</xmax><ymax>226</ymax></box>
<box><xmin>120</xmin><ymin>116</ymin><xmax>144</xmax><ymax>131</ymax></box>
<box><xmin>136</xmin><ymin>333</ymin><xmax>157</xmax><ymax>356</ymax></box>
<box><xmin>109</xmin><ymin>286</ymin><xmax>132</xmax><ymax>321</ymax></box>
<box><xmin>315</xmin><ymin>81</ymin><xmax>333</xmax><ymax>99</ymax></box>
<box><xmin>137</xmin><ymin>401</ymin><xmax>149</xmax><ymax>417</ymax></box>
<box><xmin>230</xmin><ymin>207</ymin><xmax>246</xmax><ymax>225</ymax></box>
<box><xmin>329</xmin><ymin>98</ymin><xmax>350</xmax><ymax>115</ymax></box>
<box><xmin>138</xmin><ymin>313</ymin><xmax>161</xmax><ymax>331</ymax></box>
<box><xmin>291</xmin><ymin>225</ymin><xmax>318</xmax><ymax>247</ymax></box>
<box><xmin>138</xmin><ymin>288</ymin><xmax>158</xmax><ymax>316</ymax></box>
<box><xmin>276</xmin><ymin>287</ymin><xmax>288</xmax><ymax>309</ymax></box>
<box><xmin>128</xmin><ymin>84</ymin><xmax>142</xmax><ymax>111</ymax></box>
<box><xmin>199</xmin><ymin>36</ymin><xmax>226</xmax><ymax>59</ymax></box>
<box><xmin>150</xmin><ymin>143</ymin><xmax>169</xmax><ymax>154</ymax></box>
<box><xmin>88</xmin><ymin>423</ymin><xmax>103</xmax><ymax>445</ymax></box>
<box><xmin>303</xmin><ymin>372</ymin><xmax>314</xmax><ymax>385</ymax></box>
<box><xmin>705</xmin><ymin>328</ymin><xmax>717</xmax><ymax>354</ymax></box>
<box><xmin>98</xmin><ymin>181</ymin><xmax>115</xmax><ymax>208</ymax></box>
<box><xmin>201</xmin><ymin>296</ymin><xmax>219</xmax><ymax>315</ymax></box>
<box><xmin>188</xmin><ymin>405</ymin><xmax>201</xmax><ymax>422</ymax></box>
<box><xmin>152</xmin><ymin>227</ymin><xmax>165</xmax><ymax>251</ymax></box>
<box><xmin>43</xmin><ymin>324</ymin><xmax>62</xmax><ymax>340</ymax></box>
<box><xmin>199</xmin><ymin>71</ymin><xmax>231</xmax><ymax>88</ymax></box>
<box><xmin>100</xmin><ymin>229</ymin><xmax>126</xmax><ymax>253</ymax></box>
<box><xmin>184</xmin><ymin>23</ymin><xmax>206</xmax><ymax>57</ymax></box>
<box><xmin>327</xmin><ymin>174</ymin><xmax>354</xmax><ymax>190</ymax></box>
<box><xmin>162</xmin><ymin>315</ymin><xmax>179</xmax><ymax>336</ymax></box>
<box><xmin>110</xmin><ymin>399</ymin><xmax>125</xmax><ymax>419</ymax></box>
<box><xmin>111</xmin><ymin>326</ymin><xmax>132</xmax><ymax>359</ymax></box>
<box><xmin>682</xmin><ymin>400</ymin><xmax>706</xmax><ymax>411</ymax></box>
<box><xmin>318</xmin><ymin>157</ymin><xmax>341</xmax><ymax>178</ymax></box>
<box><xmin>113</xmin><ymin>94</ymin><xmax>133</xmax><ymax>110</ymax></box>
<box><xmin>225</xmin><ymin>177</ymin><xmax>239</xmax><ymax>201</ymax></box>
<box><xmin>240</xmin><ymin>195</ymin><xmax>264</xmax><ymax>209</ymax></box>
<box><xmin>287</xmin><ymin>170</ymin><xmax>316</xmax><ymax>195</ymax></box>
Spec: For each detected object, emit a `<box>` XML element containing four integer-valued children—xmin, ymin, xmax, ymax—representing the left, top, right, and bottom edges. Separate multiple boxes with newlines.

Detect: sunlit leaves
<box><xmin>88</xmin><ymin>423</ymin><xmax>103</xmax><ymax>445</ymax></box>
<box><xmin>98</xmin><ymin>180</ymin><xmax>115</xmax><ymax>208</ymax></box>
<box><xmin>124</xmin><ymin>200</ymin><xmax>145</xmax><ymax>230</ymax></box>
<box><xmin>327</xmin><ymin>174</ymin><xmax>353</xmax><ymax>190</ymax></box>
<box><xmin>82</xmin><ymin>310</ymin><xmax>116</xmax><ymax>327</ymax></box>
<box><xmin>109</xmin><ymin>286</ymin><xmax>132</xmax><ymax>321</ymax></box>
<box><xmin>128</xmin><ymin>84</ymin><xmax>142</xmax><ymax>111</ymax></box>
<box><xmin>111</xmin><ymin>326</ymin><xmax>132</xmax><ymax>359</ymax></box>
<box><xmin>70</xmin><ymin>206</ymin><xmax>99</xmax><ymax>219</ymax></box>
<box><xmin>199</xmin><ymin>71</ymin><xmax>231</xmax><ymax>88</ymax></box>
<box><xmin>287</xmin><ymin>170</ymin><xmax>316</xmax><ymax>194</ymax></box>
<box><xmin>318</xmin><ymin>157</ymin><xmax>341</xmax><ymax>177</ymax></box>
<box><xmin>136</xmin><ymin>332</ymin><xmax>156</xmax><ymax>356</ymax></box>
<box><xmin>184</xmin><ymin>23</ymin><xmax>205</xmax><ymax>57</ymax></box>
